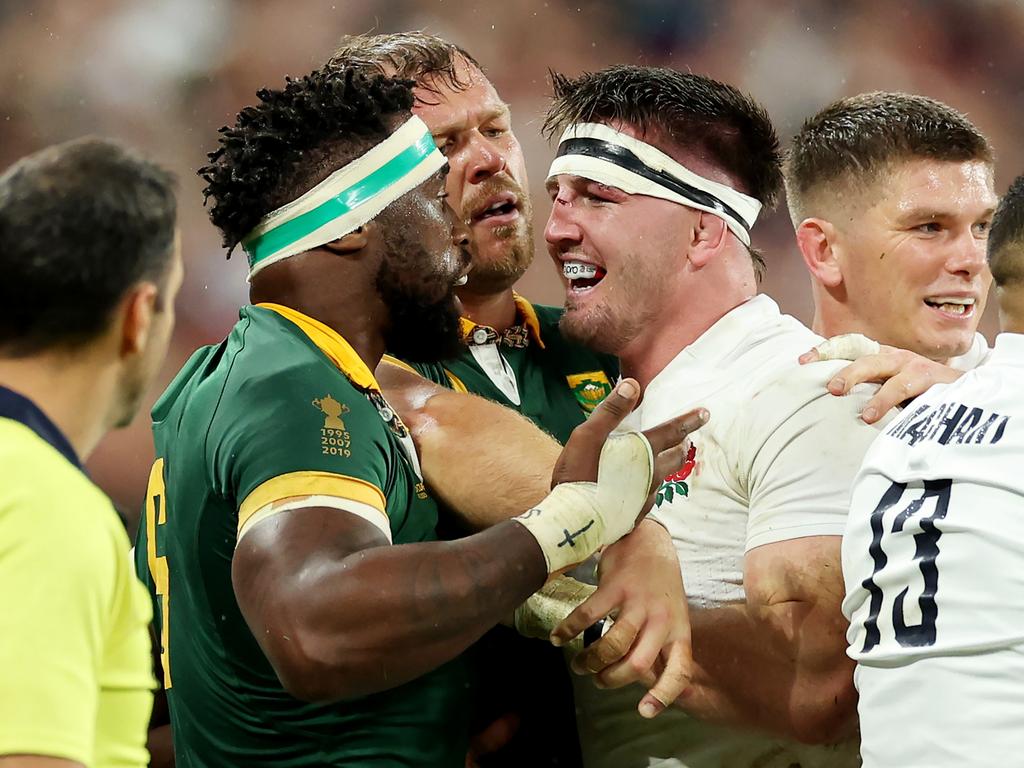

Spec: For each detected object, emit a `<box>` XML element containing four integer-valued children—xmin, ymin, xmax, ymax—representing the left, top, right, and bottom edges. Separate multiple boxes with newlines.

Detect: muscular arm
<box><xmin>377</xmin><ymin>361</ymin><xmax>559</xmax><ymax>529</ymax></box>
<box><xmin>676</xmin><ymin>535</ymin><xmax>854</xmax><ymax>743</ymax></box>
<box><xmin>233</xmin><ymin>509</ymin><xmax>547</xmax><ymax>702</ymax></box>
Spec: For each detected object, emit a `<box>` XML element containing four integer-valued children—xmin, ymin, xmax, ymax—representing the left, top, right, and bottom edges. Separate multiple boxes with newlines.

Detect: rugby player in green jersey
<box><xmin>331</xmin><ymin>35</ymin><xmax>618</xmax><ymax>446</ymax></box>
<box><xmin>329</xmin><ymin>33</ymin><xmax>619</xmax><ymax>765</ymax></box>
<box><xmin>135</xmin><ymin>66</ymin><xmax>704</xmax><ymax>767</ymax></box>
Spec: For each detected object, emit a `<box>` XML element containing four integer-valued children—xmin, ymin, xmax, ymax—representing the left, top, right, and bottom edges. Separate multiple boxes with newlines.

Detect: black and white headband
<box><xmin>547</xmin><ymin>122</ymin><xmax>762</xmax><ymax>246</ymax></box>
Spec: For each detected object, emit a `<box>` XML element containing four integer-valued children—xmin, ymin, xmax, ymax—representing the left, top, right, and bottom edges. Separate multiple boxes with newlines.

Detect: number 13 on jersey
<box><xmin>853</xmin><ymin>479</ymin><xmax>952</xmax><ymax>654</ymax></box>
<box><xmin>145</xmin><ymin>457</ymin><xmax>172</xmax><ymax>688</ymax></box>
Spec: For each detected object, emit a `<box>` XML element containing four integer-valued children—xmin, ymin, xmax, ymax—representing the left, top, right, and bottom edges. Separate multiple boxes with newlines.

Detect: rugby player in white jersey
<box><xmin>841</xmin><ymin>173</ymin><xmax>1024</xmax><ymax>767</ymax></box>
<box><xmin>786</xmin><ymin>93</ymin><xmax>998</xmax><ymax>423</ymax></box>
<box><xmin>542</xmin><ymin>66</ymin><xmax>884</xmax><ymax>768</ymax></box>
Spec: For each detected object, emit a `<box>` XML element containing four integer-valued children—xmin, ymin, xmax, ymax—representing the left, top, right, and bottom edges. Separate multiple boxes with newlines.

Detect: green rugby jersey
<box><xmin>134</xmin><ymin>303</ymin><xmax>470</xmax><ymax>767</ymax></box>
<box><xmin>406</xmin><ymin>295</ymin><xmax>618</xmax><ymax>443</ymax></box>
<box><xmin>399</xmin><ymin>295</ymin><xmax>617</xmax><ymax>768</ymax></box>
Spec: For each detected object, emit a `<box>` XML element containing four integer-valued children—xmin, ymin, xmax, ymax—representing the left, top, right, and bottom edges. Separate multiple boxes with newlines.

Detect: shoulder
<box><xmin>0</xmin><ymin>424</ymin><xmax>125</xmax><ymax>584</ymax></box>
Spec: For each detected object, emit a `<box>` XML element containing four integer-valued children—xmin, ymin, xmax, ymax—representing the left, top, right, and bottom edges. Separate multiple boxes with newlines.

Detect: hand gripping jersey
<box><xmin>573</xmin><ymin>296</ymin><xmax>885</xmax><ymax>768</ymax></box>
<box><xmin>843</xmin><ymin>333</ymin><xmax>1024</xmax><ymax>768</ymax></box>
<box><xmin>134</xmin><ymin>304</ymin><xmax>471</xmax><ymax>767</ymax></box>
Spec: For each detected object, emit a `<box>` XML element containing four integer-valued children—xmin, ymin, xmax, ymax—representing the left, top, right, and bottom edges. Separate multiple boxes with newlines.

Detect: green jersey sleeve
<box><xmin>206</xmin><ymin>356</ymin><xmax>395</xmax><ymax>536</ymax></box>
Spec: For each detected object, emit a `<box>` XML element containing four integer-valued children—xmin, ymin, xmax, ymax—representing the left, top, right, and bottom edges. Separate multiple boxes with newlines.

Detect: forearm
<box><xmin>412</xmin><ymin>394</ymin><xmax>559</xmax><ymax>528</ymax></box>
<box><xmin>378</xmin><ymin>362</ymin><xmax>559</xmax><ymax>529</ymax></box>
<box><xmin>675</xmin><ymin>599</ymin><xmax>856</xmax><ymax>743</ymax></box>
<box><xmin>243</xmin><ymin>519</ymin><xmax>547</xmax><ymax>701</ymax></box>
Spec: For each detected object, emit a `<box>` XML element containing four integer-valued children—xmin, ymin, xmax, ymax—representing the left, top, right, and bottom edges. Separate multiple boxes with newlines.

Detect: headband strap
<box><xmin>547</xmin><ymin>122</ymin><xmax>761</xmax><ymax>246</ymax></box>
<box><xmin>241</xmin><ymin>115</ymin><xmax>446</xmax><ymax>279</ymax></box>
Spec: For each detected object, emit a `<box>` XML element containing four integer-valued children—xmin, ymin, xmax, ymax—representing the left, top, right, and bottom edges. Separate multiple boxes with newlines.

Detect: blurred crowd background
<box><xmin>2</xmin><ymin>0</ymin><xmax>1022</xmax><ymax>531</ymax></box>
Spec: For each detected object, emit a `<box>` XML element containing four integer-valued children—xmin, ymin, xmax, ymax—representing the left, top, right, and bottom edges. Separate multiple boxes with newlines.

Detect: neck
<box><xmin>998</xmin><ymin>286</ymin><xmax>1024</xmax><ymax>335</ymax></box>
<box><xmin>619</xmin><ymin>293</ymin><xmax>753</xmax><ymax>392</ymax></box>
<box><xmin>0</xmin><ymin>348</ymin><xmax>119</xmax><ymax>460</ymax></box>
<box><xmin>618</xmin><ymin>254</ymin><xmax>756</xmax><ymax>390</ymax></box>
<box><xmin>456</xmin><ymin>287</ymin><xmax>518</xmax><ymax>331</ymax></box>
<box><xmin>251</xmin><ymin>256</ymin><xmax>387</xmax><ymax>369</ymax></box>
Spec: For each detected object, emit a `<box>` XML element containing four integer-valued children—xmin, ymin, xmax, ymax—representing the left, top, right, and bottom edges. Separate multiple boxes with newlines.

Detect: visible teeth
<box><xmin>455</xmin><ymin>274</ymin><xmax>468</xmax><ymax>286</ymax></box>
<box><xmin>563</xmin><ymin>261</ymin><xmax>598</xmax><ymax>279</ymax></box>
<box><xmin>929</xmin><ymin>296</ymin><xmax>974</xmax><ymax>305</ymax></box>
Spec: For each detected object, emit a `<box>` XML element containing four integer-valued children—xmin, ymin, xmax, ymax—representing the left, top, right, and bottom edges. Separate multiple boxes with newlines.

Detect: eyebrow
<box><xmin>430</xmin><ymin>103</ymin><xmax>512</xmax><ymax>137</ymax></box>
<box><xmin>895</xmin><ymin>205</ymin><xmax>997</xmax><ymax>224</ymax></box>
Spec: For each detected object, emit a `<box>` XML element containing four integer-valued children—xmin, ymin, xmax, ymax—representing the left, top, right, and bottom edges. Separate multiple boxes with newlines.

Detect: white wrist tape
<box><xmin>814</xmin><ymin>333</ymin><xmax>881</xmax><ymax>362</ymax></box>
<box><xmin>513</xmin><ymin>430</ymin><xmax>654</xmax><ymax>574</ymax></box>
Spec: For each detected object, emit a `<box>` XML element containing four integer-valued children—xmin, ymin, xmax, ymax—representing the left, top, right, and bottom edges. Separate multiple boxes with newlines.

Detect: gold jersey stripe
<box><xmin>379</xmin><ymin>354</ymin><xmax>421</xmax><ymax>376</ymax></box>
<box><xmin>238</xmin><ymin>471</ymin><xmax>386</xmax><ymax>532</ymax></box>
<box><xmin>444</xmin><ymin>369</ymin><xmax>469</xmax><ymax>394</ymax></box>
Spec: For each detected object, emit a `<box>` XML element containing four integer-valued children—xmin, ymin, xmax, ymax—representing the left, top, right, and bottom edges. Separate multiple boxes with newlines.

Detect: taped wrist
<box><xmin>512</xmin><ymin>482</ymin><xmax>605</xmax><ymax>573</ymax></box>
<box><xmin>514</xmin><ymin>576</ymin><xmax>596</xmax><ymax>645</ymax></box>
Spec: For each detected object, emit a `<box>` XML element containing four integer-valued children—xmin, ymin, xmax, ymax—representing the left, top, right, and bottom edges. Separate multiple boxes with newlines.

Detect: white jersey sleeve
<box><xmin>743</xmin><ymin>363</ymin><xmax>889</xmax><ymax>551</ymax></box>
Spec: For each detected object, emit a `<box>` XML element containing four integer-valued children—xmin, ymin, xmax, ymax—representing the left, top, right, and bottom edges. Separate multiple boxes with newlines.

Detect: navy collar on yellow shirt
<box><xmin>0</xmin><ymin>385</ymin><xmax>81</xmax><ymax>469</ymax></box>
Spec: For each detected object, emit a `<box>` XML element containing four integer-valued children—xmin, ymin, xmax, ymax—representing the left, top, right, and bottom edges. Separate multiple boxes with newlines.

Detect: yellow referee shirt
<box><xmin>0</xmin><ymin>385</ymin><xmax>154</xmax><ymax>767</ymax></box>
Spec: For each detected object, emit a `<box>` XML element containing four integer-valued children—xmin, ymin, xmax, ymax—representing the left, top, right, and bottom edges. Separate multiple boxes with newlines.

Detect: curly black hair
<box><xmin>199</xmin><ymin>66</ymin><xmax>415</xmax><ymax>253</ymax></box>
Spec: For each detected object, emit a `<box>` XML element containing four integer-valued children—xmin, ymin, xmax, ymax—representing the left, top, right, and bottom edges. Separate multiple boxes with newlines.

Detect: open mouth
<box><xmin>563</xmin><ymin>260</ymin><xmax>607</xmax><ymax>293</ymax></box>
<box><xmin>471</xmin><ymin>193</ymin><xmax>519</xmax><ymax>226</ymax></box>
<box><xmin>924</xmin><ymin>296</ymin><xmax>976</xmax><ymax>319</ymax></box>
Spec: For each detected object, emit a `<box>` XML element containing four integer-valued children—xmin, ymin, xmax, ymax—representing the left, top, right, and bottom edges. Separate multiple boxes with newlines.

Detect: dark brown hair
<box><xmin>0</xmin><ymin>137</ymin><xmax>176</xmax><ymax>355</ymax></box>
<box><xmin>989</xmin><ymin>174</ymin><xmax>1024</xmax><ymax>287</ymax></box>
<box><xmin>543</xmin><ymin>65</ymin><xmax>783</xmax><ymax>208</ymax></box>
<box><xmin>785</xmin><ymin>91</ymin><xmax>993</xmax><ymax>223</ymax></box>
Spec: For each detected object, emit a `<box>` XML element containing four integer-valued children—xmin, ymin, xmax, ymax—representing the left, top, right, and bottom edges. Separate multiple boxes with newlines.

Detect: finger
<box><xmin>595</xmin><ymin>611</ymin><xmax>667</xmax><ymax>689</ymax></box>
<box><xmin>641</xmin><ymin>408</ymin><xmax>709</xmax><ymax>455</ymax></box>
<box><xmin>826</xmin><ymin>355</ymin><xmax>900</xmax><ymax>395</ymax></box>
<box><xmin>798</xmin><ymin>347</ymin><xmax>821</xmax><ymax>365</ymax></box>
<box><xmin>813</xmin><ymin>333</ymin><xmax>881</xmax><ymax>362</ymax></box>
<box><xmin>638</xmin><ymin>642</ymin><xmax>692</xmax><ymax>719</ymax></box>
<box><xmin>861</xmin><ymin>372</ymin><xmax>922</xmax><ymax>423</ymax></box>
<box><xmin>580</xmin><ymin>378</ymin><xmax>641</xmax><ymax>439</ymax></box>
<box><xmin>570</xmin><ymin>615</ymin><xmax>641</xmax><ymax>676</ymax></box>
<box><xmin>551</xmin><ymin>587</ymin><xmax>621</xmax><ymax>647</ymax></box>
<box><xmin>652</xmin><ymin>443</ymin><xmax>687</xmax><ymax>490</ymax></box>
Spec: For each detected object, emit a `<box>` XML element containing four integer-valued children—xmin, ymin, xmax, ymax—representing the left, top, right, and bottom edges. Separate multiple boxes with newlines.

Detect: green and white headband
<box><xmin>241</xmin><ymin>115</ymin><xmax>447</xmax><ymax>278</ymax></box>
<box><xmin>548</xmin><ymin>122</ymin><xmax>762</xmax><ymax>246</ymax></box>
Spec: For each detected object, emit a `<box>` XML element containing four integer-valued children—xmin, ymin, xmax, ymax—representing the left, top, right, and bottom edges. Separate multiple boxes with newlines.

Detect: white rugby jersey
<box><xmin>843</xmin><ymin>332</ymin><xmax>1024</xmax><ymax>768</ymax></box>
<box><xmin>574</xmin><ymin>295</ymin><xmax>884</xmax><ymax>768</ymax></box>
<box><xmin>948</xmin><ymin>331</ymin><xmax>991</xmax><ymax>371</ymax></box>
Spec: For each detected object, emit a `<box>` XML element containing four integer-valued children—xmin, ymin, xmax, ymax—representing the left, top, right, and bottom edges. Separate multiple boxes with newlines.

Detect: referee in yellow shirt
<box><xmin>0</xmin><ymin>138</ymin><xmax>182</xmax><ymax>768</ymax></box>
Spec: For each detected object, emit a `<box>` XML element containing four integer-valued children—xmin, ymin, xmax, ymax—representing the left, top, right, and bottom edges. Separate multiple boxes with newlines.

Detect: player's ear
<box><xmin>118</xmin><ymin>281</ymin><xmax>160</xmax><ymax>358</ymax></box>
<box><xmin>688</xmin><ymin>211</ymin><xmax>728</xmax><ymax>268</ymax></box>
<box><xmin>322</xmin><ymin>223</ymin><xmax>373</xmax><ymax>256</ymax></box>
<box><xmin>796</xmin><ymin>218</ymin><xmax>843</xmax><ymax>287</ymax></box>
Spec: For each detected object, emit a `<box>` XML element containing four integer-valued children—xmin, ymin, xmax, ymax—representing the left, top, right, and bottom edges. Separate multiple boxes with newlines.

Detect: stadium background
<box><xmin>1</xmin><ymin>0</ymin><xmax>1021</xmax><ymax>531</ymax></box>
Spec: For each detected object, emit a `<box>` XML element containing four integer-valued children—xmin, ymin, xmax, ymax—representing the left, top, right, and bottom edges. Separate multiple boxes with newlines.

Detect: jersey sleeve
<box><xmin>743</xmin><ymin>364</ymin><xmax>889</xmax><ymax>551</ymax></box>
<box><xmin>207</xmin><ymin>359</ymin><xmax>394</xmax><ymax>540</ymax></box>
<box><xmin>0</xmin><ymin>485</ymin><xmax>118</xmax><ymax>762</ymax></box>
